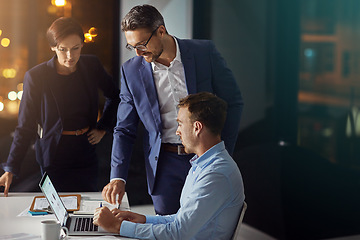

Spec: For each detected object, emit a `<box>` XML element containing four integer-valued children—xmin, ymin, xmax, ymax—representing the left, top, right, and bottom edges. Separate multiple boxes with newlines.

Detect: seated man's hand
<box><xmin>0</xmin><ymin>172</ymin><xmax>13</xmax><ymax>197</ymax></box>
<box><xmin>93</xmin><ymin>206</ymin><xmax>122</xmax><ymax>234</ymax></box>
<box><xmin>111</xmin><ymin>209</ymin><xmax>146</xmax><ymax>224</ymax></box>
<box><xmin>102</xmin><ymin>180</ymin><xmax>125</xmax><ymax>205</ymax></box>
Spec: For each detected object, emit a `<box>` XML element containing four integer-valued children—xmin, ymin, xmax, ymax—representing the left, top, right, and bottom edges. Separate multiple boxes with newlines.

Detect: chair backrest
<box><xmin>232</xmin><ymin>201</ymin><xmax>247</xmax><ymax>240</ymax></box>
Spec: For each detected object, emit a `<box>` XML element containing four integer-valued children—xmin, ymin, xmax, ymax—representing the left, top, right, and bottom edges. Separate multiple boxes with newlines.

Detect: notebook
<box><xmin>39</xmin><ymin>172</ymin><xmax>118</xmax><ymax>236</ymax></box>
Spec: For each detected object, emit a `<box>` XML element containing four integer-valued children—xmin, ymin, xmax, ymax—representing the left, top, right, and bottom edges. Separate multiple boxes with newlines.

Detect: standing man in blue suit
<box><xmin>102</xmin><ymin>4</ymin><xmax>244</xmax><ymax>215</ymax></box>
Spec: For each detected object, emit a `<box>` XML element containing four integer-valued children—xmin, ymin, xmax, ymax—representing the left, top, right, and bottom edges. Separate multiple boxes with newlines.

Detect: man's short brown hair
<box><xmin>121</xmin><ymin>4</ymin><xmax>165</xmax><ymax>32</ymax></box>
<box><xmin>178</xmin><ymin>92</ymin><xmax>227</xmax><ymax>136</ymax></box>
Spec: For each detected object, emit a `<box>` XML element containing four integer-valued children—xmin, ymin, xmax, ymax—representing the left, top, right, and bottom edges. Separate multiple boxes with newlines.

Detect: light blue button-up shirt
<box><xmin>120</xmin><ymin>141</ymin><xmax>245</xmax><ymax>239</ymax></box>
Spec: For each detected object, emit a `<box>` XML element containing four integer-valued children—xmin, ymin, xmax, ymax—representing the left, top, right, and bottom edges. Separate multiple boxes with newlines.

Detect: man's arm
<box><xmin>93</xmin><ymin>207</ymin><xmax>123</xmax><ymax>233</ymax></box>
<box><xmin>117</xmin><ymin>172</ymin><xmax>239</xmax><ymax>239</ymax></box>
<box><xmin>93</xmin><ymin>207</ymin><xmax>147</xmax><ymax>234</ymax></box>
<box><xmin>102</xmin><ymin>179</ymin><xmax>125</xmax><ymax>205</ymax></box>
<box><xmin>102</xmin><ymin>66</ymin><xmax>140</xmax><ymax>205</ymax></box>
<box><xmin>113</xmin><ymin>209</ymin><xmax>146</xmax><ymax>223</ymax></box>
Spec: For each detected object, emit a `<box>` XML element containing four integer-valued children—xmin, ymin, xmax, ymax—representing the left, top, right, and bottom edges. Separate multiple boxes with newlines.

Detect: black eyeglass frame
<box><xmin>125</xmin><ymin>27</ymin><xmax>159</xmax><ymax>51</ymax></box>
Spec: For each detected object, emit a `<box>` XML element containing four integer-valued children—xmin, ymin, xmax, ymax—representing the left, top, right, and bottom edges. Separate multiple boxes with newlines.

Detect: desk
<box><xmin>0</xmin><ymin>192</ymin><xmax>280</xmax><ymax>240</ymax></box>
<box><xmin>0</xmin><ymin>192</ymin><xmax>139</xmax><ymax>239</ymax></box>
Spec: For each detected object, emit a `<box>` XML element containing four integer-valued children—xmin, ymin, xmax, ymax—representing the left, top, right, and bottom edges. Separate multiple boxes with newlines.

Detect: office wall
<box><xmin>120</xmin><ymin>0</ymin><xmax>193</xmax><ymax>65</ymax></box>
<box><xmin>210</xmin><ymin>0</ymin><xmax>268</xmax><ymax>130</ymax></box>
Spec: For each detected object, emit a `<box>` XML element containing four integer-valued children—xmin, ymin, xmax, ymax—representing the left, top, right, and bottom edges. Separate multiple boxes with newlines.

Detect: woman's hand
<box><xmin>0</xmin><ymin>172</ymin><xmax>13</xmax><ymax>197</ymax></box>
<box><xmin>87</xmin><ymin>129</ymin><xmax>106</xmax><ymax>145</ymax></box>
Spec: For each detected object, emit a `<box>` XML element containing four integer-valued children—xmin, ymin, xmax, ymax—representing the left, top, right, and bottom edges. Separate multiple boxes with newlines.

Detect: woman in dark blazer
<box><xmin>0</xmin><ymin>17</ymin><xmax>120</xmax><ymax>194</ymax></box>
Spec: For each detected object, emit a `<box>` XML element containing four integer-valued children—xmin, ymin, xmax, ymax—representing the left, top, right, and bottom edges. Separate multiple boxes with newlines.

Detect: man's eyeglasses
<box><xmin>125</xmin><ymin>27</ymin><xmax>159</xmax><ymax>52</ymax></box>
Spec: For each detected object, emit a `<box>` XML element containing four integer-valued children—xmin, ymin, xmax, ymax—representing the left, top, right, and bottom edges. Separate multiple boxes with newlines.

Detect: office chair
<box><xmin>232</xmin><ymin>201</ymin><xmax>247</xmax><ymax>240</ymax></box>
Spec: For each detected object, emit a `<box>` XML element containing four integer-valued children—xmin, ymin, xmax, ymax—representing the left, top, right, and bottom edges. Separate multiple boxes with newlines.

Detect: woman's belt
<box><xmin>62</xmin><ymin>126</ymin><xmax>89</xmax><ymax>136</ymax></box>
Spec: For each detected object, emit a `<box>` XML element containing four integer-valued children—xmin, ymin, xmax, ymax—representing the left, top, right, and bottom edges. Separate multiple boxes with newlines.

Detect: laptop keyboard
<box><xmin>74</xmin><ymin>217</ymin><xmax>98</xmax><ymax>232</ymax></box>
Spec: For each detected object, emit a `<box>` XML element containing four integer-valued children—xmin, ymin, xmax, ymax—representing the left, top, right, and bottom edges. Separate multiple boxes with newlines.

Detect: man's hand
<box><xmin>111</xmin><ymin>209</ymin><xmax>146</xmax><ymax>224</ymax></box>
<box><xmin>0</xmin><ymin>172</ymin><xmax>13</xmax><ymax>197</ymax></box>
<box><xmin>93</xmin><ymin>206</ymin><xmax>122</xmax><ymax>234</ymax></box>
<box><xmin>87</xmin><ymin>129</ymin><xmax>106</xmax><ymax>145</ymax></box>
<box><xmin>102</xmin><ymin>180</ymin><xmax>125</xmax><ymax>205</ymax></box>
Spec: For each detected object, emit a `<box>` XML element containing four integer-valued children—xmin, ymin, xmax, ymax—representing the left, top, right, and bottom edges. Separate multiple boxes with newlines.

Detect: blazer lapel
<box><xmin>46</xmin><ymin>56</ymin><xmax>65</xmax><ymax>122</ymax></box>
<box><xmin>139</xmin><ymin>59</ymin><xmax>162</xmax><ymax>132</ymax></box>
<box><xmin>177</xmin><ymin>38</ymin><xmax>197</xmax><ymax>94</ymax></box>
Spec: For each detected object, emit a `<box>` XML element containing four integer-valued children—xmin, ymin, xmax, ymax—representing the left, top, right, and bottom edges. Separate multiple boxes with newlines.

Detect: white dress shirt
<box><xmin>151</xmin><ymin>37</ymin><xmax>188</xmax><ymax>144</ymax></box>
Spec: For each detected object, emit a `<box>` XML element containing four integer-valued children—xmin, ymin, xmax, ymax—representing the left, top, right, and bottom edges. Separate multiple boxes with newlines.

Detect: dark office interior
<box><xmin>1</xmin><ymin>0</ymin><xmax>360</xmax><ymax>239</ymax></box>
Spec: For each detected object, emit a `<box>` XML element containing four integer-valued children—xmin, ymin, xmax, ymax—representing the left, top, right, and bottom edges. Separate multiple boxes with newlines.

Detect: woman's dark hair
<box><xmin>46</xmin><ymin>17</ymin><xmax>84</xmax><ymax>47</ymax></box>
<box><xmin>121</xmin><ymin>4</ymin><xmax>165</xmax><ymax>32</ymax></box>
<box><xmin>178</xmin><ymin>92</ymin><xmax>228</xmax><ymax>136</ymax></box>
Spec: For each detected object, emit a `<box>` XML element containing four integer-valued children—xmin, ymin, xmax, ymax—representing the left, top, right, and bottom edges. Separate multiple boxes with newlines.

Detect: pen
<box><xmin>117</xmin><ymin>203</ymin><xmax>120</xmax><ymax>209</ymax></box>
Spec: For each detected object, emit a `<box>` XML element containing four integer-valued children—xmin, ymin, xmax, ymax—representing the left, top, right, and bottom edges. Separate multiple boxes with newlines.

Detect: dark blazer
<box><xmin>3</xmin><ymin>55</ymin><xmax>120</xmax><ymax>175</ymax></box>
<box><xmin>111</xmin><ymin>38</ymin><xmax>244</xmax><ymax>193</ymax></box>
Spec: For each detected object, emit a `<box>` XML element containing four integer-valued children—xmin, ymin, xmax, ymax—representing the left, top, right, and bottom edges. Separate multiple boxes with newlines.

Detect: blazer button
<box><xmin>155</xmin><ymin>156</ymin><xmax>158</xmax><ymax>161</ymax></box>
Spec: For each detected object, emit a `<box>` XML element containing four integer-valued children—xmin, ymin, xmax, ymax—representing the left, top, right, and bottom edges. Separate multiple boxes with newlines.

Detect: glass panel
<box><xmin>0</xmin><ymin>0</ymin><xmax>116</xmax><ymax>121</ymax></box>
<box><xmin>298</xmin><ymin>0</ymin><xmax>360</xmax><ymax>167</ymax></box>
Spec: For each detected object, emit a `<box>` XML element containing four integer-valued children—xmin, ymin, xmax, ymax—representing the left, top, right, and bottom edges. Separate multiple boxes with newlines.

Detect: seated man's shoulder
<box><xmin>207</xmin><ymin>155</ymin><xmax>240</xmax><ymax>176</ymax></box>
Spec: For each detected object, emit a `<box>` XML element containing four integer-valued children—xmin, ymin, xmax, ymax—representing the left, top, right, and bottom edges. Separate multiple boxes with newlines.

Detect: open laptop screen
<box><xmin>39</xmin><ymin>173</ymin><xmax>68</xmax><ymax>226</ymax></box>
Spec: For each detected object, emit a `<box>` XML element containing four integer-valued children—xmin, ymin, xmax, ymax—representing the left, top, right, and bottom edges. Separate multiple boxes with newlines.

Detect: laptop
<box><xmin>39</xmin><ymin>172</ymin><xmax>117</xmax><ymax>236</ymax></box>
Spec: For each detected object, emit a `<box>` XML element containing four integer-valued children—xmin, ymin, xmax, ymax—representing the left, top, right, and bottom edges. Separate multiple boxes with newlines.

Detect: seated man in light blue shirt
<box><xmin>93</xmin><ymin>92</ymin><xmax>245</xmax><ymax>240</ymax></box>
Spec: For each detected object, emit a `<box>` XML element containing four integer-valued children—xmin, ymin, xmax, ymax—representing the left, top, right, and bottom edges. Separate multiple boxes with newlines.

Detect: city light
<box><xmin>17</xmin><ymin>83</ymin><xmax>23</xmax><ymax>91</ymax></box>
<box><xmin>2</xmin><ymin>68</ymin><xmax>17</xmax><ymax>78</ymax></box>
<box><xmin>8</xmin><ymin>91</ymin><xmax>17</xmax><ymax>101</ymax></box>
<box><xmin>50</xmin><ymin>0</ymin><xmax>72</xmax><ymax>18</ymax></box>
<box><xmin>17</xmin><ymin>91</ymin><xmax>23</xmax><ymax>100</ymax></box>
<box><xmin>89</xmin><ymin>27</ymin><xmax>98</xmax><ymax>37</ymax></box>
<box><xmin>84</xmin><ymin>33</ymin><xmax>93</xmax><ymax>43</ymax></box>
<box><xmin>0</xmin><ymin>29</ymin><xmax>2</xmax><ymax>37</ymax></box>
<box><xmin>6</xmin><ymin>100</ymin><xmax>18</xmax><ymax>114</ymax></box>
<box><xmin>1</xmin><ymin>38</ymin><xmax>10</xmax><ymax>47</ymax></box>
<box><xmin>52</xmin><ymin>0</ymin><xmax>66</xmax><ymax>7</ymax></box>
<box><xmin>84</xmin><ymin>27</ymin><xmax>98</xmax><ymax>43</ymax></box>
<box><xmin>0</xmin><ymin>102</ymin><xmax>4</xmax><ymax>112</ymax></box>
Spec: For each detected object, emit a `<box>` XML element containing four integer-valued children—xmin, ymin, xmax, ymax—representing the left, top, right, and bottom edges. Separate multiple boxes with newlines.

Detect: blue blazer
<box><xmin>3</xmin><ymin>55</ymin><xmax>120</xmax><ymax>175</ymax></box>
<box><xmin>111</xmin><ymin>38</ymin><xmax>244</xmax><ymax>193</ymax></box>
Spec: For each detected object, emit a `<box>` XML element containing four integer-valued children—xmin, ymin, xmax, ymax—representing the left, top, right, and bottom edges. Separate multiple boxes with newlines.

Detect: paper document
<box><xmin>33</xmin><ymin>196</ymin><xmax>78</xmax><ymax>211</ymax></box>
<box><xmin>74</xmin><ymin>200</ymin><xmax>130</xmax><ymax>215</ymax></box>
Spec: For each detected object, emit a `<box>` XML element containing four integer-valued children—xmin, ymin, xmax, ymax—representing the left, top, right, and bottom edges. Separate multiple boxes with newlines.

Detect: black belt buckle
<box><xmin>177</xmin><ymin>145</ymin><xmax>187</xmax><ymax>155</ymax></box>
